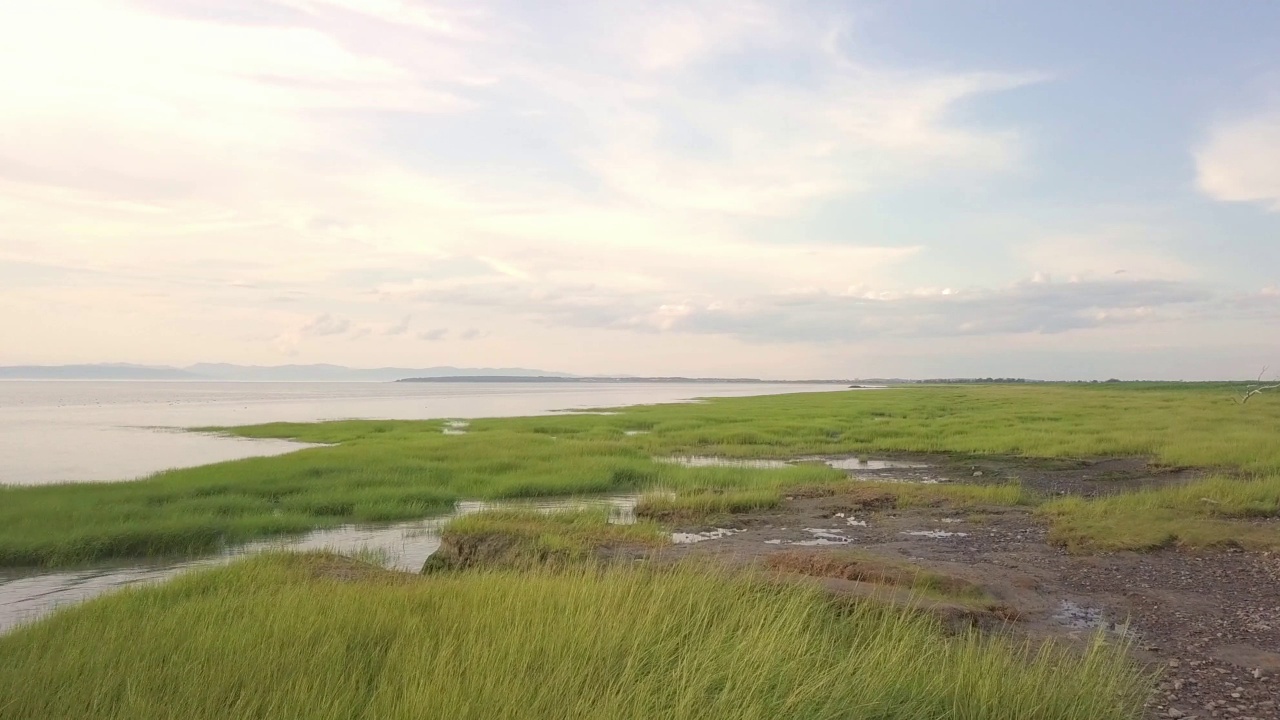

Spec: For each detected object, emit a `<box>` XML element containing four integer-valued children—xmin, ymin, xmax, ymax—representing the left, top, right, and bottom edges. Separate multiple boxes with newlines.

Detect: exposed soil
<box><xmin>655</xmin><ymin>455</ymin><xmax>1280</xmax><ymax>720</ymax></box>
<box><xmin>797</xmin><ymin>451</ymin><xmax>1210</xmax><ymax>496</ymax></box>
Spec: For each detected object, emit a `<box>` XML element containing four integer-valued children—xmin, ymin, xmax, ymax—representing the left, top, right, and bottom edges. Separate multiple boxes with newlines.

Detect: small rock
<box><xmin>972</xmin><ymin>470</ymin><xmax>984</xmax><ymax>477</ymax></box>
<box><xmin>1166</xmin><ymin>708</ymin><xmax>1184</xmax><ymax>718</ymax></box>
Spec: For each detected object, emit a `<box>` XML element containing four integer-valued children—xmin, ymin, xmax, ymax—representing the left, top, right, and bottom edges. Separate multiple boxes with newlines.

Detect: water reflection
<box><xmin>659</xmin><ymin>456</ymin><xmax>792</xmax><ymax>469</ymax></box>
<box><xmin>0</xmin><ymin>494</ymin><xmax>637</xmax><ymax>633</ymax></box>
<box><xmin>823</xmin><ymin>458</ymin><xmax>928</xmax><ymax>470</ymax></box>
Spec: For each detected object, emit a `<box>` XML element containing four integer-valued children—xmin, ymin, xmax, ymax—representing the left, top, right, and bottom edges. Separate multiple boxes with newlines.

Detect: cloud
<box><xmin>658</xmin><ymin>278</ymin><xmax>1214</xmax><ymax>343</ymax></box>
<box><xmin>555</xmin><ymin>22</ymin><xmax>1036</xmax><ymax>217</ymax></box>
<box><xmin>0</xmin><ymin>0</ymin><xmax>1007</xmax><ymax>324</ymax></box>
<box><xmin>0</xmin><ymin>1</ymin><xmax>463</xmax><ymax>212</ymax></box>
<box><xmin>382</xmin><ymin>314</ymin><xmax>412</xmax><ymax>336</ymax></box>
<box><xmin>1017</xmin><ymin>230</ymin><xmax>1199</xmax><ymax>281</ymax></box>
<box><xmin>275</xmin><ymin>0</ymin><xmax>486</xmax><ymax>38</ymax></box>
<box><xmin>387</xmin><ymin>270</ymin><xmax>1217</xmax><ymax>344</ymax></box>
<box><xmin>1195</xmin><ymin>110</ymin><xmax>1280</xmax><ymax>211</ymax></box>
<box><xmin>300</xmin><ymin>313</ymin><xmax>351</xmax><ymax>336</ymax></box>
<box><xmin>7</xmin><ymin>0</ymin><xmax>1264</xmax><ymax>380</ymax></box>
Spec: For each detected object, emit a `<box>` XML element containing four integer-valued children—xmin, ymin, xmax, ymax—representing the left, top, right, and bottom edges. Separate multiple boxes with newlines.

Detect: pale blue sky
<box><xmin>0</xmin><ymin>0</ymin><xmax>1277</xmax><ymax>379</ymax></box>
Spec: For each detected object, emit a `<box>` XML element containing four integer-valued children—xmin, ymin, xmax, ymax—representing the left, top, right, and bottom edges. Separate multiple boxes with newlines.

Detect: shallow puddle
<box><xmin>765</xmin><ymin>528</ymin><xmax>852</xmax><ymax>546</ymax></box>
<box><xmin>442</xmin><ymin>420</ymin><xmax>470</xmax><ymax>435</ymax></box>
<box><xmin>833</xmin><ymin>512</ymin><xmax>868</xmax><ymax>526</ymax></box>
<box><xmin>659</xmin><ymin>456</ymin><xmax>792</xmax><ymax>469</ymax></box>
<box><xmin>901</xmin><ymin>530</ymin><xmax>969</xmax><ymax>539</ymax></box>
<box><xmin>671</xmin><ymin>528</ymin><xmax>742</xmax><ymax>544</ymax></box>
<box><xmin>0</xmin><ymin>494</ymin><xmax>638</xmax><ymax>634</ymax></box>
<box><xmin>824</xmin><ymin>458</ymin><xmax>929</xmax><ymax>471</ymax></box>
<box><xmin>796</xmin><ymin>528</ymin><xmax>851</xmax><ymax>546</ymax></box>
<box><xmin>1053</xmin><ymin>600</ymin><xmax>1134</xmax><ymax>637</ymax></box>
<box><xmin>851</xmin><ymin>476</ymin><xmax>943</xmax><ymax>484</ymax></box>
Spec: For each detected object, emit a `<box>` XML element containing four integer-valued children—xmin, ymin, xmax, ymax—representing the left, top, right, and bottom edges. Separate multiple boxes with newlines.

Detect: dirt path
<box><xmin>660</xmin><ymin>456</ymin><xmax>1280</xmax><ymax>720</ymax></box>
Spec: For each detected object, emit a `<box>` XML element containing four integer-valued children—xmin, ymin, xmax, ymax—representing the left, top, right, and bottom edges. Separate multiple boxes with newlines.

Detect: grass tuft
<box><xmin>766</xmin><ymin>548</ymin><xmax>983</xmax><ymax>593</ymax></box>
<box><xmin>423</xmin><ymin>509</ymin><xmax>667</xmax><ymax>572</ymax></box>
<box><xmin>1042</xmin><ymin>474</ymin><xmax>1280</xmax><ymax>552</ymax></box>
<box><xmin>0</xmin><ymin>552</ymin><xmax>1152</xmax><ymax>720</ymax></box>
<box><xmin>635</xmin><ymin>487</ymin><xmax>782</xmax><ymax>521</ymax></box>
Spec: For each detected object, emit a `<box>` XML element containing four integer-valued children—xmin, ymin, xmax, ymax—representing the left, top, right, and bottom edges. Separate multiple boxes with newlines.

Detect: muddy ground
<box><xmin>658</xmin><ymin>456</ymin><xmax>1280</xmax><ymax>720</ymax></box>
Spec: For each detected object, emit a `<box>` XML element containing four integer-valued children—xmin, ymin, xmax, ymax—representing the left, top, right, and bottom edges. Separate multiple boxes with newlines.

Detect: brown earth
<box><xmin>651</xmin><ymin>455</ymin><xmax>1279</xmax><ymax>720</ymax></box>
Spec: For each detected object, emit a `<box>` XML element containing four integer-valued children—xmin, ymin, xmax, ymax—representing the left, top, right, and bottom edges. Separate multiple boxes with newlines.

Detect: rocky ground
<box><xmin>657</xmin><ymin>456</ymin><xmax>1280</xmax><ymax>720</ymax></box>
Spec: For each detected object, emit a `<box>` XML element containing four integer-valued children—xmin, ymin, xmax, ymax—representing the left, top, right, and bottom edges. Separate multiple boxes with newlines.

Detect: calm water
<box><xmin>0</xmin><ymin>381</ymin><xmax>843</xmax><ymax>485</ymax></box>
<box><xmin>0</xmin><ymin>494</ymin><xmax>639</xmax><ymax>633</ymax></box>
<box><xmin>0</xmin><ymin>380</ymin><xmax>845</xmax><ymax>632</ymax></box>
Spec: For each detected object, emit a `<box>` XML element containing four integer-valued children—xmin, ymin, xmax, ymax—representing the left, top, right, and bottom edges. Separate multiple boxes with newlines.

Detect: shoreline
<box><xmin>1</xmin><ymin>382</ymin><xmax>847</xmax><ymax>486</ymax></box>
<box><xmin>2</xmin><ymin>384</ymin><xmax>1278</xmax><ymax>717</ymax></box>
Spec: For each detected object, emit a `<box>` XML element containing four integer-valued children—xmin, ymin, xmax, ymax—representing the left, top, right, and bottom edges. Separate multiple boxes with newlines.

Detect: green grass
<box><xmin>3</xmin><ymin>383</ymin><xmax>1279</xmax><ymax>565</ymax></box>
<box><xmin>764</xmin><ymin>549</ymin><xmax>998</xmax><ymax>606</ymax></box>
<box><xmin>635</xmin><ymin>487</ymin><xmax>783</xmax><ymax>520</ymax></box>
<box><xmin>424</xmin><ymin>509</ymin><xmax>667</xmax><ymax>571</ymax></box>
<box><xmin>0</xmin><ymin>552</ymin><xmax>1150</xmax><ymax>720</ymax></box>
<box><xmin>1042</xmin><ymin>474</ymin><xmax>1280</xmax><ymax>551</ymax></box>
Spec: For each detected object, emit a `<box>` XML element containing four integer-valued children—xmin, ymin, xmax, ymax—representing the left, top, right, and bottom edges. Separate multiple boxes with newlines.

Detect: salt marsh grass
<box><xmin>2</xmin><ymin>384</ymin><xmax>1277</xmax><ymax>565</ymax></box>
<box><xmin>0</xmin><ymin>553</ymin><xmax>1151</xmax><ymax>720</ymax></box>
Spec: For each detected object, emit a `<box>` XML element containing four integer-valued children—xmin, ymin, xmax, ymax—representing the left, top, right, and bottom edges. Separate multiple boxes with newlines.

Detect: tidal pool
<box><xmin>823</xmin><ymin>458</ymin><xmax>929</xmax><ymax>471</ymax></box>
<box><xmin>659</xmin><ymin>456</ymin><xmax>793</xmax><ymax>469</ymax></box>
<box><xmin>0</xmin><ymin>494</ymin><xmax>638</xmax><ymax>633</ymax></box>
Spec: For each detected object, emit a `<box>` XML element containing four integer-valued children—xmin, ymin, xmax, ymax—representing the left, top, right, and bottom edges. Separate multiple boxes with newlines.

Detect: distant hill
<box><xmin>0</xmin><ymin>364</ymin><xmax>202</xmax><ymax>380</ymax></box>
<box><xmin>185</xmin><ymin>364</ymin><xmax>575</xmax><ymax>382</ymax></box>
<box><xmin>0</xmin><ymin>363</ymin><xmax>574</xmax><ymax>382</ymax></box>
<box><xmin>399</xmin><ymin>376</ymin><xmax>850</xmax><ymax>384</ymax></box>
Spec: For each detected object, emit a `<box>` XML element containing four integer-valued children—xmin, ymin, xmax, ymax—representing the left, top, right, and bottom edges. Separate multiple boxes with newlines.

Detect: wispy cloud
<box><xmin>1</xmin><ymin>0</ymin><xmax>1275</xmax><ymax>378</ymax></box>
<box><xmin>300</xmin><ymin>313</ymin><xmax>351</xmax><ymax>336</ymax></box>
<box><xmin>1195</xmin><ymin>110</ymin><xmax>1280</xmax><ymax>211</ymax></box>
<box><xmin>382</xmin><ymin>315</ymin><xmax>412</xmax><ymax>336</ymax></box>
<box><xmin>390</xmin><ymin>273</ymin><xmax>1219</xmax><ymax>343</ymax></box>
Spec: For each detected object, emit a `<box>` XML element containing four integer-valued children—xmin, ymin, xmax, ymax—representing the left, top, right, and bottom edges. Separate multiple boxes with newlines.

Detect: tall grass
<box><xmin>424</xmin><ymin>509</ymin><xmax>667</xmax><ymax>571</ymax></box>
<box><xmin>764</xmin><ymin>549</ymin><xmax>996</xmax><ymax>605</ymax></box>
<box><xmin>3</xmin><ymin>384</ymin><xmax>1279</xmax><ymax>566</ymax></box>
<box><xmin>1042</xmin><ymin>474</ymin><xmax>1280</xmax><ymax>551</ymax></box>
<box><xmin>635</xmin><ymin>487</ymin><xmax>783</xmax><ymax>520</ymax></box>
<box><xmin>0</xmin><ymin>553</ymin><xmax>1151</xmax><ymax>720</ymax></box>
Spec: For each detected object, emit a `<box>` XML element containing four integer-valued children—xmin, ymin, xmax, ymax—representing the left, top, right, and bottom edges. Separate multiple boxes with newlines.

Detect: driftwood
<box><xmin>1237</xmin><ymin>367</ymin><xmax>1280</xmax><ymax>405</ymax></box>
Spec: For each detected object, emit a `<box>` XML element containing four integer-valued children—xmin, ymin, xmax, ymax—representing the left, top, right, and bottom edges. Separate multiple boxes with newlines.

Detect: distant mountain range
<box><xmin>0</xmin><ymin>363</ymin><xmax>576</xmax><ymax>382</ymax></box>
<box><xmin>398</xmin><ymin>375</ymin><xmax>849</xmax><ymax>384</ymax></box>
<box><xmin>0</xmin><ymin>363</ymin><xmax>882</xmax><ymax>384</ymax></box>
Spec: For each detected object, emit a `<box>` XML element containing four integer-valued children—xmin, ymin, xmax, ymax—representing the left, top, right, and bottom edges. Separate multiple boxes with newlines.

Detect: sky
<box><xmin>1</xmin><ymin>0</ymin><xmax>1278</xmax><ymax>380</ymax></box>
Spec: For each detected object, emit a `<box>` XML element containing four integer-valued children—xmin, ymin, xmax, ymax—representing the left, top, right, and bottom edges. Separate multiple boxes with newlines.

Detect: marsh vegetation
<box><xmin>3</xmin><ymin>383</ymin><xmax>1276</xmax><ymax>566</ymax></box>
<box><xmin>0</xmin><ymin>552</ymin><xmax>1151</xmax><ymax>720</ymax></box>
<box><xmin>3</xmin><ymin>383</ymin><xmax>1278</xmax><ymax>719</ymax></box>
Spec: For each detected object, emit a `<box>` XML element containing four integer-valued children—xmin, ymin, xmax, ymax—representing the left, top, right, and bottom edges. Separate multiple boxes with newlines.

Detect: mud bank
<box><xmin>644</xmin><ymin>453</ymin><xmax>1278</xmax><ymax>720</ymax></box>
